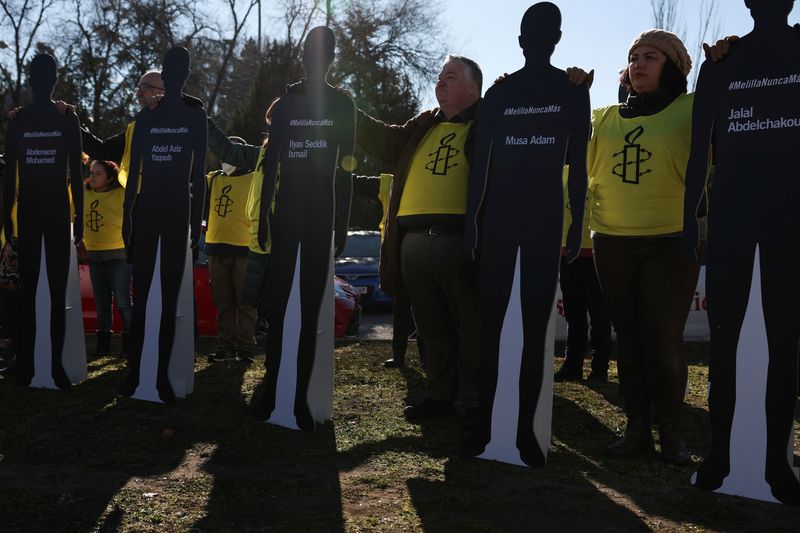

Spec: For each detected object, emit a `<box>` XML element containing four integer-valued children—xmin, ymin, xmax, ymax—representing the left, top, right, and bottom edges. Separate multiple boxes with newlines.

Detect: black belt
<box><xmin>405</xmin><ymin>226</ymin><xmax>462</xmax><ymax>236</ymax></box>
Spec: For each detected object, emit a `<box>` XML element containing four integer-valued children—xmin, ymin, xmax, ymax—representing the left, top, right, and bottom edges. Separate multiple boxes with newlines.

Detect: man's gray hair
<box><xmin>446</xmin><ymin>54</ymin><xmax>483</xmax><ymax>94</ymax></box>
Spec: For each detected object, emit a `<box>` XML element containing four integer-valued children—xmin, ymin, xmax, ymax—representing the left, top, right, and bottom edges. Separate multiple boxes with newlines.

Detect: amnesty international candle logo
<box><xmin>426</xmin><ymin>132</ymin><xmax>460</xmax><ymax>175</ymax></box>
<box><xmin>613</xmin><ymin>125</ymin><xmax>652</xmax><ymax>185</ymax></box>
<box><xmin>215</xmin><ymin>184</ymin><xmax>234</xmax><ymax>217</ymax></box>
<box><xmin>87</xmin><ymin>200</ymin><xmax>104</xmax><ymax>232</ymax></box>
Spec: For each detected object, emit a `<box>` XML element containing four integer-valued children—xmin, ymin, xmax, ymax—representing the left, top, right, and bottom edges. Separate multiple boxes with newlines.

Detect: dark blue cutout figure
<box><xmin>120</xmin><ymin>47</ymin><xmax>207</xmax><ymax>404</ymax></box>
<box><xmin>3</xmin><ymin>54</ymin><xmax>84</xmax><ymax>390</ymax></box>
<box><xmin>684</xmin><ymin>0</ymin><xmax>800</xmax><ymax>506</ymax></box>
<box><xmin>464</xmin><ymin>2</ymin><xmax>590</xmax><ymax>466</ymax></box>
<box><xmin>257</xmin><ymin>26</ymin><xmax>356</xmax><ymax>431</ymax></box>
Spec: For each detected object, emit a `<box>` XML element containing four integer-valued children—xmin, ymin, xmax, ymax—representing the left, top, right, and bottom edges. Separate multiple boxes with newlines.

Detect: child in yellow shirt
<box><xmin>80</xmin><ymin>160</ymin><xmax>132</xmax><ymax>357</ymax></box>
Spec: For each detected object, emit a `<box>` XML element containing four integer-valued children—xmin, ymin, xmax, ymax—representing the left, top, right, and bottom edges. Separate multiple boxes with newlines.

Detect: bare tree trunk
<box><xmin>691</xmin><ymin>0</ymin><xmax>721</xmax><ymax>90</ymax></box>
<box><xmin>651</xmin><ymin>0</ymin><xmax>722</xmax><ymax>91</ymax></box>
<box><xmin>282</xmin><ymin>0</ymin><xmax>323</xmax><ymax>58</ymax></box>
<box><xmin>207</xmin><ymin>0</ymin><xmax>259</xmax><ymax>112</ymax></box>
<box><xmin>0</xmin><ymin>0</ymin><xmax>58</xmax><ymax>107</ymax></box>
<box><xmin>651</xmin><ymin>0</ymin><xmax>683</xmax><ymax>34</ymax></box>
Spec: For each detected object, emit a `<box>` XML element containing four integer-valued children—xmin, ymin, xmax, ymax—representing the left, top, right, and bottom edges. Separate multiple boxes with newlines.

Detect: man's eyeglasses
<box><xmin>137</xmin><ymin>82</ymin><xmax>165</xmax><ymax>92</ymax></box>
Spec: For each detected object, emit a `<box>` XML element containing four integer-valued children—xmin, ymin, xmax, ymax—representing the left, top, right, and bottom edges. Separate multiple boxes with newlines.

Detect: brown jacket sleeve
<box><xmin>356</xmin><ymin>109</ymin><xmax>430</xmax><ymax>166</ymax></box>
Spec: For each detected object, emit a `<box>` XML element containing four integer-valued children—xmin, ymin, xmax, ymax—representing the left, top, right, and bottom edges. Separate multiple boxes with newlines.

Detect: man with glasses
<box><xmin>81</xmin><ymin>71</ymin><xmax>202</xmax><ymax>186</ymax></box>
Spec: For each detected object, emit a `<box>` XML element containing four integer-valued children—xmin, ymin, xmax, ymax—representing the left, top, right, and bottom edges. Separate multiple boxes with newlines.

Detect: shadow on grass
<box><xmin>402</xmin><ymin>394</ymin><xmax>650</xmax><ymax>532</ymax></box>
<box><xmin>2</xmin><ymin>338</ymin><xmax>797</xmax><ymax>531</ymax></box>
<box><xmin>400</xmin><ymin>363</ymin><xmax>800</xmax><ymax>532</ymax></box>
<box><xmin>579</xmin><ymin>368</ymin><xmax>713</xmax><ymax>461</ymax></box>
<box><xmin>399</xmin><ymin>363</ymin><xmax>425</xmax><ymax>404</ymax></box>
<box><xmin>0</xmin><ymin>360</ymin><xmax>197</xmax><ymax>532</ymax></box>
<box><xmin>192</xmin><ymin>362</ymin><xmax>344</xmax><ymax>532</ymax></box>
<box><xmin>558</xmin><ymin>393</ymin><xmax>800</xmax><ymax>530</ymax></box>
<box><xmin>0</xmin><ymin>352</ymin><xmax>348</xmax><ymax>532</ymax></box>
<box><xmin>375</xmin><ymin>346</ymin><xmax>648</xmax><ymax>531</ymax></box>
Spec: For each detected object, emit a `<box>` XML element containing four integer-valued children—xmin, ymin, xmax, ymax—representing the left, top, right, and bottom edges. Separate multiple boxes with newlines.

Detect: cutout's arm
<box><xmin>67</xmin><ymin>113</ymin><xmax>84</xmax><ymax>244</ymax></box>
<box><xmin>355</xmin><ymin>108</ymin><xmax>414</xmax><ymax>165</ymax></box>
<box><xmin>464</xmin><ymin>99</ymin><xmax>496</xmax><ymax>262</ymax></box>
<box><xmin>334</xmin><ymin>105</ymin><xmax>356</xmax><ymax>257</ymax></box>
<box><xmin>206</xmin><ymin>115</ymin><xmax>261</xmax><ymax>170</ymax></box>
<box><xmin>122</xmin><ymin>120</ymin><xmax>145</xmax><ymax>261</ymax></box>
<box><xmin>81</xmin><ymin>127</ymin><xmax>126</xmax><ymax>163</ymax></box>
<box><xmin>3</xmin><ymin>122</ymin><xmax>19</xmax><ymax>244</ymax></box>
<box><xmin>257</xmin><ymin>107</ymin><xmax>284</xmax><ymax>251</ymax></box>
<box><xmin>565</xmin><ymin>86</ymin><xmax>591</xmax><ymax>263</ymax></box>
<box><xmin>683</xmin><ymin>62</ymin><xmax>716</xmax><ymax>260</ymax></box>
<box><xmin>190</xmin><ymin>112</ymin><xmax>208</xmax><ymax>248</ymax></box>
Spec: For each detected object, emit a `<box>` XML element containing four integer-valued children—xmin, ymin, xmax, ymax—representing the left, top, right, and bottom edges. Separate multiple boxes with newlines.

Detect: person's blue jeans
<box><xmin>89</xmin><ymin>259</ymin><xmax>133</xmax><ymax>333</ymax></box>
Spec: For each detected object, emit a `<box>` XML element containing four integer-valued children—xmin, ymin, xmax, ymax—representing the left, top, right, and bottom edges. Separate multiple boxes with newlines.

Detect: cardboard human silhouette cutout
<box><xmin>119</xmin><ymin>47</ymin><xmax>207</xmax><ymax>404</ymax></box>
<box><xmin>683</xmin><ymin>0</ymin><xmax>800</xmax><ymax>506</ymax></box>
<box><xmin>257</xmin><ymin>26</ymin><xmax>355</xmax><ymax>430</ymax></box>
<box><xmin>3</xmin><ymin>53</ymin><xmax>86</xmax><ymax>390</ymax></box>
<box><xmin>464</xmin><ymin>3</ymin><xmax>590</xmax><ymax>467</ymax></box>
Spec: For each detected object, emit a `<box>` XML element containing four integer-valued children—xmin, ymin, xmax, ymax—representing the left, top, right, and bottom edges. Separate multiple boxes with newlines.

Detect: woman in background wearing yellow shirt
<box><xmin>588</xmin><ymin>30</ymin><xmax>704</xmax><ymax>465</ymax></box>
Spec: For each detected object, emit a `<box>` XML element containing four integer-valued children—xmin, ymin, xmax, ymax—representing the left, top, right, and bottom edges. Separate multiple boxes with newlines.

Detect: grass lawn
<box><xmin>1</xmin><ymin>340</ymin><xmax>799</xmax><ymax>532</ymax></box>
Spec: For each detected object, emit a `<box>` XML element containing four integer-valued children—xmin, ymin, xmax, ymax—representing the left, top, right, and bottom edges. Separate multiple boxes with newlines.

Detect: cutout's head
<box><xmin>303</xmin><ymin>26</ymin><xmax>336</xmax><ymax>79</ymax></box>
<box><xmin>519</xmin><ymin>2</ymin><xmax>562</xmax><ymax>56</ymax></box>
<box><xmin>29</xmin><ymin>53</ymin><xmax>58</xmax><ymax>99</ymax></box>
<box><xmin>624</xmin><ymin>29</ymin><xmax>690</xmax><ymax>95</ymax></box>
<box><xmin>161</xmin><ymin>47</ymin><xmax>191</xmax><ymax>94</ymax></box>
<box><xmin>745</xmin><ymin>0</ymin><xmax>795</xmax><ymax>18</ymax></box>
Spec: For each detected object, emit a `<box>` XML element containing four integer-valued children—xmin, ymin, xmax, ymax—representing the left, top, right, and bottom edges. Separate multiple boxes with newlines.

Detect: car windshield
<box><xmin>342</xmin><ymin>234</ymin><xmax>380</xmax><ymax>258</ymax></box>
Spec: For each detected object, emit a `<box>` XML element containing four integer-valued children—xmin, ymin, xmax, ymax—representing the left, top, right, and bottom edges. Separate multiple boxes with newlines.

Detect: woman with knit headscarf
<box><xmin>588</xmin><ymin>29</ymin><xmax>704</xmax><ymax>465</ymax></box>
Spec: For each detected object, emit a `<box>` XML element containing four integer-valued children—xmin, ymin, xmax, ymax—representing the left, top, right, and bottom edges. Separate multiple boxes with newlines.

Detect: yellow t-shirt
<box><xmin>205</xmin><ymin>169</ymin><xmax>254</xmax><ymax>249</ymax></box>
<box><xmin>561</xmin><ymin>166</ymin><xmax>592</xmax><ymax>250</ymax></box>
<box><xmin>83</xmin><ymin>187</ymin><xmax>125</xmax><ymax>251</ymax></box>
<box><xmin>588</xmin><ymin>93</ymin><xmax>694</xmax><ymax>236</ymax></box>
<box><xmin>398</xmin><ymin>121</ymin><xmax>472</xmax><ymax>217</ymax></box>
<box><xmin>378</xmin><ymin>173</ymin><xmax>392</xmax><ymax>239</ymax></box>
<box><xmin>116</xmin><ymin>121</ymin><xmax>136</xmax><ymax>189</ymax></box>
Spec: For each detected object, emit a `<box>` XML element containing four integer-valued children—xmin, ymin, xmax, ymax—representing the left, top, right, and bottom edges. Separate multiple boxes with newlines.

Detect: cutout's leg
<box><xmin>155</xmin><ymin>228</ymin><xmax>188</xmax><ymax>404</ymax></box>
<box><xmin>43</xmin><ymin>219</ymin><xmax>71</xmax><ymax>390</ymax></box>
<box><xmin>695</xmin><ymin>229</ymin><xmax>756</xmax><ymax>489</ymax></box>
<box><xmin>517</xmin><ymin>242</ymin><xmax>561</xmax><ymax>467</ymax></box>
<box><xmin>263</xmin><ymin>238</ymin><xmax>300</xmax><ymax>417</ymax></box>
<box><xmin>120</xmin><ymin>225</ymin><xmax>159</xmax><ymax>397</ymax></box>
<box><xmin>469</xmin><ymin>238</ymin><xmax>516</xmax><ymax>455</ymax></box>
<box><xmin>437</xmin><ymin>235</ymin><xmax>480</xmax><ymax>409</ymax></box>
<box><xmin>15</xmin><ymin>209</ymin><xmax>43</xmax><ymax>386</ymax></box>
<box><xmin>760</xmin><ymin>239</ymin><xmax>800</xmax><ymax>505</ymax></box>
<box><xmin>294</xmin><ymin>233</ymin><xmax>331</xmax><ymax>431</ymax></box>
